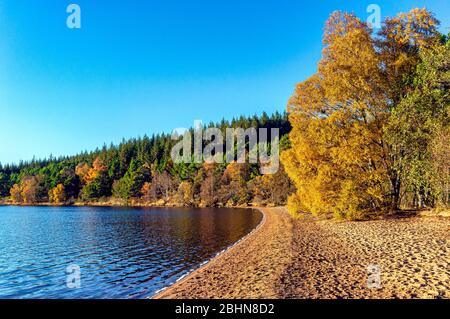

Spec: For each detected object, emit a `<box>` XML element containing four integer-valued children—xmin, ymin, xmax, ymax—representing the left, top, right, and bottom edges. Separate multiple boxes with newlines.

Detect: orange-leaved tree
<box><xmin>282</xmin><ymin>12</ymin><xmax>390</xmax><ymax>220</ymax></box>
<box><xmin>49</xmin><ymin>184</ymin><xmax>67</xmax><ymax>204</ymax></box>
<box><xmin>282</xmin><ymin>9</ymin><xmax>441</xmax><ymax>220</ymax></box>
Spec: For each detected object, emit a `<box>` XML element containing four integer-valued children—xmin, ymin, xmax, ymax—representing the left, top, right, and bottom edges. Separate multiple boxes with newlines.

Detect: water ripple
<box><xmin>0</xmin><ymin>206</ymin><xmax>261</xmax><ymax>299</ymax></box>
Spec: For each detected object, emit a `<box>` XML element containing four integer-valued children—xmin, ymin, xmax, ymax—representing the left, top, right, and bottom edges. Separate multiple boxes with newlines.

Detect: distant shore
<box><xmin>0</xmin><ymin>200</ymin><xmax>261</xmax><ymax>210</ymax></box>
<box><xmin>154</xmin><ymin>207</ymin><xmax>450</xmax><ymax>299</ymax></box>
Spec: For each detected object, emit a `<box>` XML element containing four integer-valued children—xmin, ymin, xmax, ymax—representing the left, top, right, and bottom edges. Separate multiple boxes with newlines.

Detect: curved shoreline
<box><xmin>152</xmin><ymin>207</ymin><xmax>450</xmax><ymax>299</ymax></box>
<box><xmin>151</xmin><ymin>207</ymin><xmax>268</xmax><ymax>299</ymax></box>
<box><xmin>153</xmin><ymin>207</ymin><xmax>293</xmax><ymax>299</ymax></box>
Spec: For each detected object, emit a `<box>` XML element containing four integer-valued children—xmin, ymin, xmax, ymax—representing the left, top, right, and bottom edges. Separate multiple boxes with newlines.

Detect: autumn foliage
<box><xmin>10</xmin><ymin>176</ymin><xmax>45</xmax><ymax>204</ymax></box>
<box><xmin>49</xmin><ymin>184</ymin><xmax>66</xmax><ymax>204</ymax></box>
<box><xmin>282</xmin><ymin>9</ymin><xmax>447</xmax><ymax>220</ymax></box>
<box><xmin>1</xmin><ymin>9</ymin><xmax>447</xmax><ymax>219</ymax></box>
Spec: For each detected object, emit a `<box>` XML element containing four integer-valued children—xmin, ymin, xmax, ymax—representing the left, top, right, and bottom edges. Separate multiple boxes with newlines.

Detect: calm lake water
<box><xmin>0</xmin><ymin>206</ymin><xmax>261</xmax><ymax>299</ymax></box>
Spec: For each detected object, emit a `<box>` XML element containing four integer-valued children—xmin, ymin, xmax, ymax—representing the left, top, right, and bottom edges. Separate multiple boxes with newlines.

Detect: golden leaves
<box><xmin>75</xmin><ymin>157</ymin><xmax>108</xmax><ymax>185</ymax></box>
<box><xmin>49</xmin><ymin>184</ymin><xmax>66</xmax><ymax>204</ymax></box>
<box><xmin>282</xmin><ymin>10</ymin><xmax>395</xmax><ymax>220</ymax></box>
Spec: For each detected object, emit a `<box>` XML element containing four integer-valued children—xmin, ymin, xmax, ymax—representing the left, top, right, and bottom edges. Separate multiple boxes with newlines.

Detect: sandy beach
<box><xmin>154</xmin><ymin>207</ymin><xmax>449</xmax><ymax>299</ymax></box>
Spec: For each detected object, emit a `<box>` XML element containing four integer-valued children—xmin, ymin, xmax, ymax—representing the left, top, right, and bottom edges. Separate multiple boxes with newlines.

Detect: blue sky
<box><xmin>0</xmin><ymin>0</ymin><xmax>448</xmax><ymax>164</ymax></box>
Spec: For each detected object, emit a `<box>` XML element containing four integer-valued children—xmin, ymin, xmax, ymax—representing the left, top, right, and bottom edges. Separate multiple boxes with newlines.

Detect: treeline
<box><xmin>3</xmin><ymin>8</ymin><xmax>447</xmax><ymax>221</ymax></box>
<box><xmin>0</xmin><ymin>112</ymin><xmax>294</xmax><ymax>207</ymax></box>
<box><xmin>282</xmin><ymin>9</ymin><xmax>449</xmax><ymax>220</ymax></box>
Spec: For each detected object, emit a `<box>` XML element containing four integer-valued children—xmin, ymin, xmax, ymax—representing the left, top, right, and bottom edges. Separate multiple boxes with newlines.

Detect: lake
<box><xmin>0</xmin><ymin>206</ymin><xmax>262</xmax><ymax>299</ymax></box>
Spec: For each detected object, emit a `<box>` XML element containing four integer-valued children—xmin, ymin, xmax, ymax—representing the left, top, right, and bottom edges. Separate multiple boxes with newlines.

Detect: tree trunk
<box><xmin>390</xmin><ymin>176</ymin><xmax>401</xmax><ymax>213</ymax></box>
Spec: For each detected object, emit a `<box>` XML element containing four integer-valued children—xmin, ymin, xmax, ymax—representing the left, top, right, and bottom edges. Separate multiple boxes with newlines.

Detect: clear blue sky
<box><xmin>0</xmin><ymin>0</ymin><xmax>448</xmax><ymax>164</ymax></box>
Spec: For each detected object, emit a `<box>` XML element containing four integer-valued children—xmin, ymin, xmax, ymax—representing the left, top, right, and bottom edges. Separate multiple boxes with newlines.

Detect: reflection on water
<box><xmin>0</xmin><ymin>206</ymin><xmax>262</xmax><ymax>299</ymax></box>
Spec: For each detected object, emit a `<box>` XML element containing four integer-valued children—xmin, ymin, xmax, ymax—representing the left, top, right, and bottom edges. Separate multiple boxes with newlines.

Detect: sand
<box><xmin>153</xmin><ymin>207</ymin><xmax>449</xmax><ymax>299</ymax></box>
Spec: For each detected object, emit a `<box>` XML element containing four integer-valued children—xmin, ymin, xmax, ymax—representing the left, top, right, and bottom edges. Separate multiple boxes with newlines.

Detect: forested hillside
<box><xmin>1</xmin><ymin>8</ymin><xmax>448</xmax><ymax>221</ymax></box>
<box><xmin>0</xmin><ymin>112</ymin><xmax>294</xmax><ymax>207</ymax></box>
